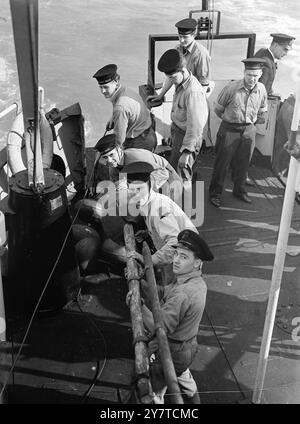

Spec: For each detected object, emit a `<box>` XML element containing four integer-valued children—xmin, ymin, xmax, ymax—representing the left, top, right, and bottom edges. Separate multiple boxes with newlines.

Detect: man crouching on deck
<box><xmin>127</xmin><ymin>229</ymin><xmax>213</xmax><ymax>404</ymax></box>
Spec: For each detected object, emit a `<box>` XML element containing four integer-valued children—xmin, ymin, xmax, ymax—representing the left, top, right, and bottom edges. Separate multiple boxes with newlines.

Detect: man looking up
<box><xmin>155</xmin><ymin>49</ymin><xmax>208</xmax><ymax>213</ymax></box>
<box><xmin>127</xmin><ymin>229</ymin><xmax>213</xmax><ymax>404</ymax></box>
<box><xmin>93</xmin><ymin>133</ymin><xmax>182</xmax><ymax>205</ymax></box>
<box><xmin>93</xmin><ymin>64</ymin><xmax>157</xmax><ymax>151</ymax></box>
<box><xmin>147</xmin><ymin>18</ymin><xmax>211</xmax><ymax>105</ymax></box>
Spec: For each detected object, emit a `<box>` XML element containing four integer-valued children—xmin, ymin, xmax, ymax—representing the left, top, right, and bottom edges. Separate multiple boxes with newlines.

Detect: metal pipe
<box><xmin>247</xmin><ymin>33</ymin><xmax>256</xmax><ymax>58</ymax></box>
<box><xmin>202</xmin><ymin>0</ymin><xmax>209</xmax><ymax>11</ymax></box>
<box><xmin>142</xmin><ymin>241</ymin><xmax>184</xmax><ymax>404</ymax></box>
<box><xmin>0</xmin><ymin>104</ymin><xmax>18</xmax><ymax>120</ymax></box>
<box><xmin>252</xmin><ymin>81</ymin><xmax>300</xmax><ymax>404</ymax></box>
<box><xmin>286</xmin><ymin>80</ymin><xmax>300</xmax><ymax>151</ymax></box>
<box><xmin>147</xmin><ymin>32</ymin><xmax>256</xmax><ymax>88</ymax></box>
<box><xmin>123</xmin><ymin>224</ymin><xmax>153</xmax><ymax>404</ymax></box>
<box><xmin>39</xmin><ymin>86</ymin><xmax>44</xmax><ymax>110</ymax></box>
<box><xmin>0</xmin><ymin>211</ymin><xmax>6</xmax><ymax>342</ymax></box>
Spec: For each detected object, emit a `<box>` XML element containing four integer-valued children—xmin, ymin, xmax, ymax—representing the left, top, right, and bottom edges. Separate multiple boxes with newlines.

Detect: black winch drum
<box><xmin>6</xmin><ymin>168</ymin><xmax>80</xmax><ymax>315</ymax></box>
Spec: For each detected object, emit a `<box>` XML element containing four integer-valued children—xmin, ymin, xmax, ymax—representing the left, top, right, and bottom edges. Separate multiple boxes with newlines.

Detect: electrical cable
<box><xmin>73</xmin><ymin>288</ymin><xmax>108</xmax><ymax>403</ymax></box>
<box><xmin>203</xmin><ymin>309</ymin><xmax>247</xmax><ymax>400</ymax></box>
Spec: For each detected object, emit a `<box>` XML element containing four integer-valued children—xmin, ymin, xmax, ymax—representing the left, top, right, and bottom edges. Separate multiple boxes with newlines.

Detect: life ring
<box><xmin>7</xmin><ymin>110</ymin><xmax>54</xmax><ymax>175</ymax></box>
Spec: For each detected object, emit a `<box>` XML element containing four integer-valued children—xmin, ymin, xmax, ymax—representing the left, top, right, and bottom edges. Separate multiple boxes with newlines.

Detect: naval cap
<box><xmin>175</xmin><ymin>18</ymin><xmax>197</xmax><ymax>35</ymax></box>
<box><xmin>270</xmin><ymin>33</ymin><xmax>295</xmax><ymax>47</ymax></box>
<box><xmin>242</xmin><ymin>57</ymin><xmax>266</xmax><ymax>69</ymax></box>
<box><xmin>173</xmin><ymin>229</ymin><xmax>214</xmax><ymax>261</ymax></box>
<box><xmin>94</xmin><ymin>133</ymin><xmax>117</xmax><ymax>154</ymax></box>
<box><xmin>93</xmin><ymin>64</ymin><xmax>118</xmax><ymax>84</ymax></box>
<box><xmin>158</xmin><ymin>49</ymin><xmax>184</xmax><ymax>75</ymax></box>
<box><xmin>121</xmin><ymin>161</ymin><xmax>154</xmax><ymax>183</ymax></box>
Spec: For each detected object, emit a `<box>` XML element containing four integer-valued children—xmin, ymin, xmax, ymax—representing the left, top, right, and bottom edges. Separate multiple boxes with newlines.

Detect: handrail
<box><xmin>0</xmin><ymin>87</ymin><xmax>43</xmax><ymax>122</ymax></box>
<box><xmin>147</xmin><ymin>32</ymin><xmax>256</xmax><ymax>89</ymax></box>
<box><xmin>0</xmin><ymin>103</ymin><xmax>18</xmax><ymax>120</ymax></box>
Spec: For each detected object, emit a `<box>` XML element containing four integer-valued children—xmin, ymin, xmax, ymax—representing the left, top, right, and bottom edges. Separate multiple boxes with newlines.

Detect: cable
<box><xmin>203</xmin><ymin>309</ymin><xmax>247</xmax><ymax>400</ymax></box>
<box><xmin>73</xmin><ymin>288</ymin><xmax>108</xmax><ymax>403</ymax></box>
<box><xmin>90</xmin><ymin>130</ymin><xmax>107</xmax><ymax>198</ymax></box>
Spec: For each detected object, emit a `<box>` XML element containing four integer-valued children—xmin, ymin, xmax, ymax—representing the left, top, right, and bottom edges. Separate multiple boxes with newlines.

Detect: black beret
<box><xmin>122</xmin><ymin>161</ymin><xmax>154</xmax><ymax>183</ymax></box>
<box><xmin>94</xmin><ymin>133</ymin><xmax>117</xmax><ymax>154</ymax></box>
<box><xmin>173</xmin><ymin>229</ymin><xmax>214</xmax><ymax>261</ymax></box>
<box><xmin>242</xmin><ymin>57</ymin><xmax>266</xmax><ymax>69</ymax></box>
<box><xmin>93</xmin><ymin>64</ymin><xmax>118</xmax><ymax>84</ymax></box>
<box><xmin>175</xmin><ymin>18</ymin><xmax>197</xmax><ymax>34</ymax></box>
<box><xmin>158</xmin><ymin>49</ymin><xmax>184</xmax><ymax>74</ymax></box>
<box><xmin>270</xmin><ymin>33</ymin><xmax>295</xmax><ymax>47</ymax></box>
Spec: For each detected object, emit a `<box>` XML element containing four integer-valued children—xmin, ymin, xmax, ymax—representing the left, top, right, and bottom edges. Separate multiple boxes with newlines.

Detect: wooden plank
<box><xmin>142</xmin><ymin>241</ymin><xmax>183</xmax><ymax>404</ymax></box>
<box><xmin>123</xmin><ymin>223</ymin><xmax>153</xmax><ymax>404</ymax></box>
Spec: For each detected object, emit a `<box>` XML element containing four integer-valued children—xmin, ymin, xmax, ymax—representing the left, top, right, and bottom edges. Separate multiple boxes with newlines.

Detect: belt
<box><xmin>168</xmin><ymin>335</ymin><xmax>196</xmax><ymax>344</ymax></box>
<box><xmin>168</xmin><ymin>338</ymin><xmax>183</xmax><ymax>344</ymax></box>
<box><xmin>171</xmin><ymin>122</ymin><xmax>185</xmax><ymax>133</ymax></box>
<box><xmin>223</xmin><ymin>121</ymin><xmax>253</xmax><ymax>126</ymax></box>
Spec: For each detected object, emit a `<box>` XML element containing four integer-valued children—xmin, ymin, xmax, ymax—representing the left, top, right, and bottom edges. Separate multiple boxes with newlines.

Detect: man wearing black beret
<box><xmin>147</xmin><ymin>17</ymin><xmax>211</xmax><ymax>105</ymax></box>
<box><xmin>93</xmin><ymin>133</ymin><xmax>182</xmax><ymax>205</ymax></box>
<box><xmin>130</xmin><ymin>229</ymin><xmax>213</xmax><ymax>404</ymax></box>
<box><xmin>93</xmin><ymin>64</ymin><xmax>157</xmax><ymax>151</ymax></box>
<box><xmin>154</xmin><ymin>49</ymin><xmax>208</xmax><ymax>212</ymax></box>
<box><xmin>74</xmin><ymin>161</ymin><xmax>196</xmax><ymax>283</ymax></box>
<box><xmin>123</xmin><ymin>161</ymin><xmax>197</xmax><ymax>282</ymax></box>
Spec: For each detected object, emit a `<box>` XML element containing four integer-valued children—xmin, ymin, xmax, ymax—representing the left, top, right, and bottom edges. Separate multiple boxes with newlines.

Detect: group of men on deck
<box><xmin>74</xmin><ymin>17</ymin><xmax>295</xmax><ymax>404</ymax></box>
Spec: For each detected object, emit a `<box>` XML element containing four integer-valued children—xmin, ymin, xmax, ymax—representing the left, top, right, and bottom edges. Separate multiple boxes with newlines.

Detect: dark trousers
<box><xmin>169</xmin><ymin>123</ymin><xmax>199</xmax><ymax>181</ymax></box>
<box><xmin>209</xmin><ymin>121</ymin><xmax>256</xmax><ymax>196</ymax></box>
<box><xmin>123</xmin><ymin>126</ymin><xmax>157</xmax><ymax>152</ymax></box>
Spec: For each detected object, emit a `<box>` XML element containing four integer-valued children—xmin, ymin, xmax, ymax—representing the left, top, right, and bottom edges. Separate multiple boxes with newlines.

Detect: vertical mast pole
<box><xmin>252</xmin><ymin>80</ymin><xmax>300</xmax><ymax>404</ymax></box>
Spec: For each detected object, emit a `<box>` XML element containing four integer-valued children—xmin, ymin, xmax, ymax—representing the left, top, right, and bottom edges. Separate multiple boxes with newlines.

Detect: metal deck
<box><xmin>1</xmin><ymin>149</ymin><xmax>300</xmax><ymax>404</ymax></box>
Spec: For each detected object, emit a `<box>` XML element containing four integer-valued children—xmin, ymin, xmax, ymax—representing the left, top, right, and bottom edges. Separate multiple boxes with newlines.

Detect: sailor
<box><xmin>75</xmin><ymin>161</ymin><xmax>197</xmax><ymax>284</ymax></box>
<box><xmin>93</xmin><ymin>64</ymin><xmax>157</xmax><ymax>151</ymax></box>
<box><xmin>123</xmin><ymin>161</ymin><xmax>197</xmax><ymax>274</ymax></box>
<box><xmin>127</xmin><ymin>228</ymin><xmax>213</xmax><ymax>404</ymax></box>
<box><xmin>155</xmin><ymin>49</ymin><xmax>208</xmax><ymax>209</ymax></box>
<box><xmin>175</xmin><ymin>18</ymin><xmax>211</xmax><ymax>88</ymax></box>
<box><xmin>93</xmin><ymin>133</ymin><xmax>182</xmax><ymax>205</ymax></box>
<box><xmin>147</xmin><ymin>18</ymin><xmax>211</xmax><ymax>106</ymax></box>
<box><xmin>209</xmin><ymin>58</ymin><xmax>268</xmax><ymax>208</ymax></box>
<box><xmin>255</xmin><ymin>33</ymin><xmax>295</xmax><ymax>96</ymax></box>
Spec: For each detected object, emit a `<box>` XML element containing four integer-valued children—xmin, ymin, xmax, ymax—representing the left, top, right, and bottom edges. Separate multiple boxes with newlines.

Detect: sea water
<box><xmin>0</xmin><ymin>0</ymin><xmax>299</xmax><ymax>147</ymax></box>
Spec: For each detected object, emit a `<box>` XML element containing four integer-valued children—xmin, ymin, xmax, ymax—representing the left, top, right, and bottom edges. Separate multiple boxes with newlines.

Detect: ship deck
<box><xmin>1</xmin><ymin>148</ymin><xmax>300</xmax><ymax>404</ymax></box>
